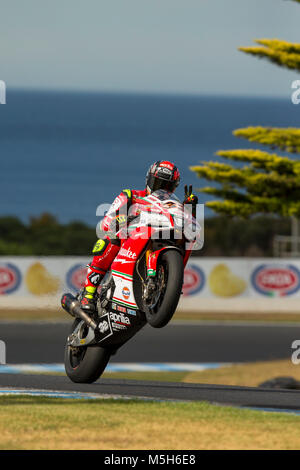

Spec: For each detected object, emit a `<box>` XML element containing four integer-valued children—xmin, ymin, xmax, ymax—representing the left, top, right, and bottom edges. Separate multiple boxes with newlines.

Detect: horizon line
<box><xmin>5</xmin><ymin>86</ymin><xmax>290</xmax><ymax>101</ymax></box>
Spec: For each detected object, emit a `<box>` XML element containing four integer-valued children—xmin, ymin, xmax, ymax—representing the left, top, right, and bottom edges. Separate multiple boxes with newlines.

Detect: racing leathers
<box><xmin>80</xmin><ymin>189</ymin><xmax>147</xmax><ymax>312</ymax></box>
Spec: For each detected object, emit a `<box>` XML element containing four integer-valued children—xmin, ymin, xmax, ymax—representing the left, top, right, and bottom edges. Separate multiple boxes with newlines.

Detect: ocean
<box><xmin>0</xmin><ymin>90</ymin><xmax>299</xmax><ymax>226</ymax></box>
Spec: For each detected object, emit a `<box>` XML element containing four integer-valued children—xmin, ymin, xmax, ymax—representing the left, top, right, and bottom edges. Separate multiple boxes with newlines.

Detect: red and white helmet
<box><xmin>146</xmin><ymin>161</ymin><xmax>180</xmax><ymax>193</ymax></box>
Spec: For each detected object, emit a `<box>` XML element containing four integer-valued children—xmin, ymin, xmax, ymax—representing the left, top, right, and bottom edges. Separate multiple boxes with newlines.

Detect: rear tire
<box><xmin>64</xmin><ymin>320</ymin><xmax>111</xmax><ymax>383</ymax></box>
<box><xmin>145</xmin><ymin>250</ymin><xmax>184</xmax><ymax>328</ymax></box>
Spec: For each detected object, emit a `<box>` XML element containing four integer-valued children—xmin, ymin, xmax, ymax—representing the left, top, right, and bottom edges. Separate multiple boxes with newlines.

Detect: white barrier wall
<box><xmin>1</xmin><ymin>256</ymin><xmax>300</xmax><ymax>313</ymax></box>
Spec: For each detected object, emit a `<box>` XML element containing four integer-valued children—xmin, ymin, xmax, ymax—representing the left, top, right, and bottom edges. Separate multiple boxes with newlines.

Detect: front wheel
<box><xmin>64</xmin><ymin>319</ymin><xmax>111</xmax><ymax>383</ymax></box>
<box><xmin>145</xmin><ymin>249</ymin><xmax>184</xmax><ymax>328</ymax></box>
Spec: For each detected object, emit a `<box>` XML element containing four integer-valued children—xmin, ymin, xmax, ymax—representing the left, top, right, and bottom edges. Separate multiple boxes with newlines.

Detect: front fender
<box><xmin>147</xmin><ymin>246</ymin><xmax>182</xmax><ymax>277</ymax></box>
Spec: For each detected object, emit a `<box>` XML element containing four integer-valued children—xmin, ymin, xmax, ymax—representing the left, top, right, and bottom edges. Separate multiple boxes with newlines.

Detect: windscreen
<box><xmin>151</xmin><ymin>190</ymin><xmax>180</xmax><ymax>203</ymax></box>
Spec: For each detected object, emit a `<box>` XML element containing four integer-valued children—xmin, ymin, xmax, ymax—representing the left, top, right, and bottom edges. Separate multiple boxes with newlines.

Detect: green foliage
<box><xmin>216</xmin><ymin>149</ymin><xmax>299</xmax><ymax>173</ymax></box>
<box><xmin>192</xmin><ymin>156</ymin><xmax>300</xmax><ymax>196</ymax></box>
<box><xmin>191</xmin><ymin>1</ymin><xmax>300</xmax><ymax>221</ymax></box>
<box><xmin>0</xmin><ymin>213</ymin><xmax>97</xmax><ymax>256</ymax></box>
<box><xmin>203</xmin><ymin>199</ymin><xmax>300</xmax><ymax>218</ymax></box>
<box><xmin>239</xmin><ymin>39</ymin><xmax>300</xmax><ymax>72</ymax></box>
<box><xmin>234</xmin><ymin>127</ymin><xmax>300</xmax><ymax>154</ymax></box>
<box><xmin>194</xmin><ymin>215</ymin><xmax>291</xmax><ymax>257</ymax></box>
<box><xmin>0</xmin><ymin>213</ymin><xmax>290</xmax><ymax>257</ymax></box>
<box><xmin>191</xmin><ymin>147</ymin><xmax>300</xmax><ymax>217</ymax></box>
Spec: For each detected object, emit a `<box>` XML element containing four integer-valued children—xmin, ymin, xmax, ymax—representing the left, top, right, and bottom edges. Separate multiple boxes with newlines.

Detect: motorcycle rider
<box><xmin>80</xmin><ymin>161</ymin><xmax>198</xmax><ymax>313</ymax></box>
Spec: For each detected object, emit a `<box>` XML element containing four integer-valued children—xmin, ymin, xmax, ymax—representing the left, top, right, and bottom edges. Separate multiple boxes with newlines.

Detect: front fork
<box><xmin>146</xmin><ymin>247</ymin><xmax>159</xmax><ymax>278</ymax></box>
<box><xmin>146</xmin><ymin>245</ymin><xmax>186</xmax><ymax>277</ymax></box>
<box><xmin>144</xmin><ymin>244</ymin><xmax>189</xmax><ymax>302</ymax></box>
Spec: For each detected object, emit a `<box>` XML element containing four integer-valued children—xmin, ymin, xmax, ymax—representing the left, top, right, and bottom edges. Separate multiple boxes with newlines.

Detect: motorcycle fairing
<box><xmin>110</xmin><ymin>226</ymin><xmax>155</xmax><ymax>309</ymax></box>
<box><xmin>146</xmin><ymin>246</ymin><xmax>182</xmax><ymax>277</ymax></box>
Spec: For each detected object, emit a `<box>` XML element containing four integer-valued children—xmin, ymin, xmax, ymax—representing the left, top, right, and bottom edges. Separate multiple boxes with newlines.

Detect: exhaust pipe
<box><xmin>61</xmin><ymin>293</ymin><xmax>98</xmax><ymax>331</ymax></box>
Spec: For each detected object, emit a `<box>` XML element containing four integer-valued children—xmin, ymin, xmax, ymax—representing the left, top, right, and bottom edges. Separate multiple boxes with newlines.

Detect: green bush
<box><xmin>0</xmin><ymin>213</ymin><xmax>96</xmax><ymax>256</ymax></box>
<box><xmin>0</xmin><ymin>212</ymin><xmax>291</xmax><ymax>257</ymax></box>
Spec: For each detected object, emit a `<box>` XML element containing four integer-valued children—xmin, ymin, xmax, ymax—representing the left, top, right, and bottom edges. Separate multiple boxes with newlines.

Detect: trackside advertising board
<box><xmin>1</xmin><ymin>257</ymin><xmax>300</xmax><ymax>311</ymax></box>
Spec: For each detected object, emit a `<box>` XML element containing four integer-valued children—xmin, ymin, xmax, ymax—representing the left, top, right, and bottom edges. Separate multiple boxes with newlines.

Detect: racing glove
<box><xmin>183</xmin><ymin>185</ymin><xmax>198</xmax><ymax>219</ymax></box>
<box><xmin>183</xmin><ymin>185</ymin><xmax>198</xmax><ymax>205</ymax></box>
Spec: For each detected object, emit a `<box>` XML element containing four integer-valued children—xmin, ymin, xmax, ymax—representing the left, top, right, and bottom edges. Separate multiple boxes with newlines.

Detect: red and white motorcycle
<box><xmin>61</xmin><ymin>189</ymin><xmax>200</xmax><ymax>383</ymax></box>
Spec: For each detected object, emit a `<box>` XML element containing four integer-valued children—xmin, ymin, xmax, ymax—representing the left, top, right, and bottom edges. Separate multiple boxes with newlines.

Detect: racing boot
<box><xmin>80</xmin><ymin>286</ymin><xmax>98</xmax><ymax>313</ymax></box>
<box><xmin>80</xmin><ymin>265</ymin><xmax>105</xmax><ymax>313</ymax></box>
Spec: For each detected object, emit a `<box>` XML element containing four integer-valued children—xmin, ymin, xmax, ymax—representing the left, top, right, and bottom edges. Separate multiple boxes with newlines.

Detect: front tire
<box><xmin>145</xmin><ymin>249</ymin><xmax>184</xmax><ymax>328</ymax></box>
<box><xmin>64</xmin><ymin>320</ymin><xmax>111</xmax><ymax>383</ymax></box>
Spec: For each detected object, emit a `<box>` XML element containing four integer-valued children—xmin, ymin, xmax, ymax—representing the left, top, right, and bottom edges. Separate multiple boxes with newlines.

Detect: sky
<box><xmin>1</xmin><ymin>0</ymin><xmax>299</xmax><ymax>97</ymax></box>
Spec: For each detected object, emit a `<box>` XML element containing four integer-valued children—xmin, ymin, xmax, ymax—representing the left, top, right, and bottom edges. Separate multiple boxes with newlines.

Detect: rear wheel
<box><xmin>145</xmin><ymin>250</ymin><xmax>183</xmax><ymax>328</ymax></box>
<box><xmin>64</xmin><ymin>319</ymin><xmax>111</xmax><ymax>383</ymax></box>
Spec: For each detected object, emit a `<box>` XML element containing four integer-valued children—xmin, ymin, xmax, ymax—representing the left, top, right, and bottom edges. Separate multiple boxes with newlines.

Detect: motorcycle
<box><xmin>61</xmin><ymin>188</ymin><xmax>200</xmax><ymax>383</ymax></box>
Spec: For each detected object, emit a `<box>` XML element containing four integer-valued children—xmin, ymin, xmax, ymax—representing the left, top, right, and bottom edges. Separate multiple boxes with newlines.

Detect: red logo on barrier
<box><xmin>258</xmin><ymin>270</ymin><xmax>296</xmax><ymax>290</ymax></box>
<box><xmin>182</xmin><ymin>265</ymin><xmax>205</xmax><ymax>296</ymax></box>
<box><xmin>251</xmin><ymin>264</ymin><xmax>300</xmax><ymax>297</ymax></box>
<box><xmin>0</xmin><ymin>270</ymin><xmax>13</xmax><ymax>290</ymax></box>
<box><xmin>0</xmin><ymin>264</ymin><xmax>21</xmax><ymax>295</ymax></box>
<box><xmin>66</xmin><ymin>265</ymin><xmax>88</xmax><ymax>292</ymax></box>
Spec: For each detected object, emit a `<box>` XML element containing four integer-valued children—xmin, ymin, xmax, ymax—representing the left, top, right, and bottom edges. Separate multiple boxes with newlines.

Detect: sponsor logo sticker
<box><xmin>251</xmin><ymin>264</ymin><xmax>300</xmax><ymax>297</ymax></box>
<box><xmin>117</xmin><ymin>305</ymin><xmax>127</xmax><ymax>313</ymax></box>
<box><xmin>119</xmin><ymin>247</ymin><xmax>137</xmax><ymax>260</ymax></box>
<box><xmin>122</xmin><ymin>286</ymin><xmax>130</xmax><ymax>300</ymax></box>
<box><xmin>182</xmin><ymin>264</ymin><xmax>205</xmax><ymax>296</ymax></box>
<box><xmin>97</xmin><ymin>313</ymin><xmax>113</xmax><ymax>341</ymax></box>
<box><xmin>111</xmin><ymin>323</ymin><xmax>127</xmax><ymax>331</ymax></box>
<box><xmin>0</xmin><ymin>263</ymin><xmax>21</xmax><ymax>295</ymax></box>
<box><xmin>160</xmin><ymin>162</ymin><xmax>173</xmax><ymax>171</ymax></box>
<box><xmin>98</xmin><ymin>319</ymin><xmax>109</xmax><ymax>334</ymax></box>
<box><xmin>110</xmin><ymin>312</ymin><xmax>130</xmax><ymax>326</ymax></box>
<box><xmin>127</xmin><ymin>309</ymin><xmax>137</xmax><ymax>316</ymax></box>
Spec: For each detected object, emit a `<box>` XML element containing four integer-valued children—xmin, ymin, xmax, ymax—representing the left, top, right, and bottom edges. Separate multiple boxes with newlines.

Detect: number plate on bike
<box><xmin>97</xmin><ymin>313</ymin><xmax>113</xmax><ymax>342</ymax></box>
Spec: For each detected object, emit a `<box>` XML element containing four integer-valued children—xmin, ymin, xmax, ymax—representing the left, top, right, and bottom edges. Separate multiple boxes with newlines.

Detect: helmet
<box><xmin>146</xmin><ymin>161</ymin><xmax>180</xmax><ymax>193</ymax></box>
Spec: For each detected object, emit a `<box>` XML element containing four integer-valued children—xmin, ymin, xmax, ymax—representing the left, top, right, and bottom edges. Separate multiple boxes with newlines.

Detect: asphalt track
<box><xmin>1</xmin><ymin>374</ymin><xmax>300</xmax><ymax>410</ymax></box>
<box><xmin>1</xmin><ymin>320</ymin><xmax>299</xmax><ymax>363</ymax></box>
<box><xmin>1</xmin><ymin>321</ymin><xmax>300</xmax><ymax>409</ymax></box>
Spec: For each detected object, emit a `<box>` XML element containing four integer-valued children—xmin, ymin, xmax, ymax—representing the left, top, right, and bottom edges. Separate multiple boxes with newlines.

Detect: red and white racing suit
<box><xmin>83</xmin><ymin>189</ymin><xmax>147</xmax><ymax>294</ymax></box>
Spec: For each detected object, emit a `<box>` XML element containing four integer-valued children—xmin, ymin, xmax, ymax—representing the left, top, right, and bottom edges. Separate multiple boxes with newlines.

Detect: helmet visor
<box><xmin>148</xmin><ymin>174</ymin><xmax>177</xmax><ymax>193</ymax></box>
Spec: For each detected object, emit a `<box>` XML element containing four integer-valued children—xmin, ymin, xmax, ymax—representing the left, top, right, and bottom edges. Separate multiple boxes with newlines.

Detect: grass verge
<box><xmin>183</xmin><ymin>359</ymin><xmax>300</xmax><ymax>387</ymax></box>
<box><xmin>0</xmin><ymin>396</ymin><xmax>299</xmax><ymax>450</ymax></box>
<box><xmin>0</xmin><ymin>308</ymin><xmax>66</xmax><ymax>322</ymax></box>
<box><xmin>101</xmin><ymin>359</ymin><xmax>300</xmax><ymax>388</ymax></box>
